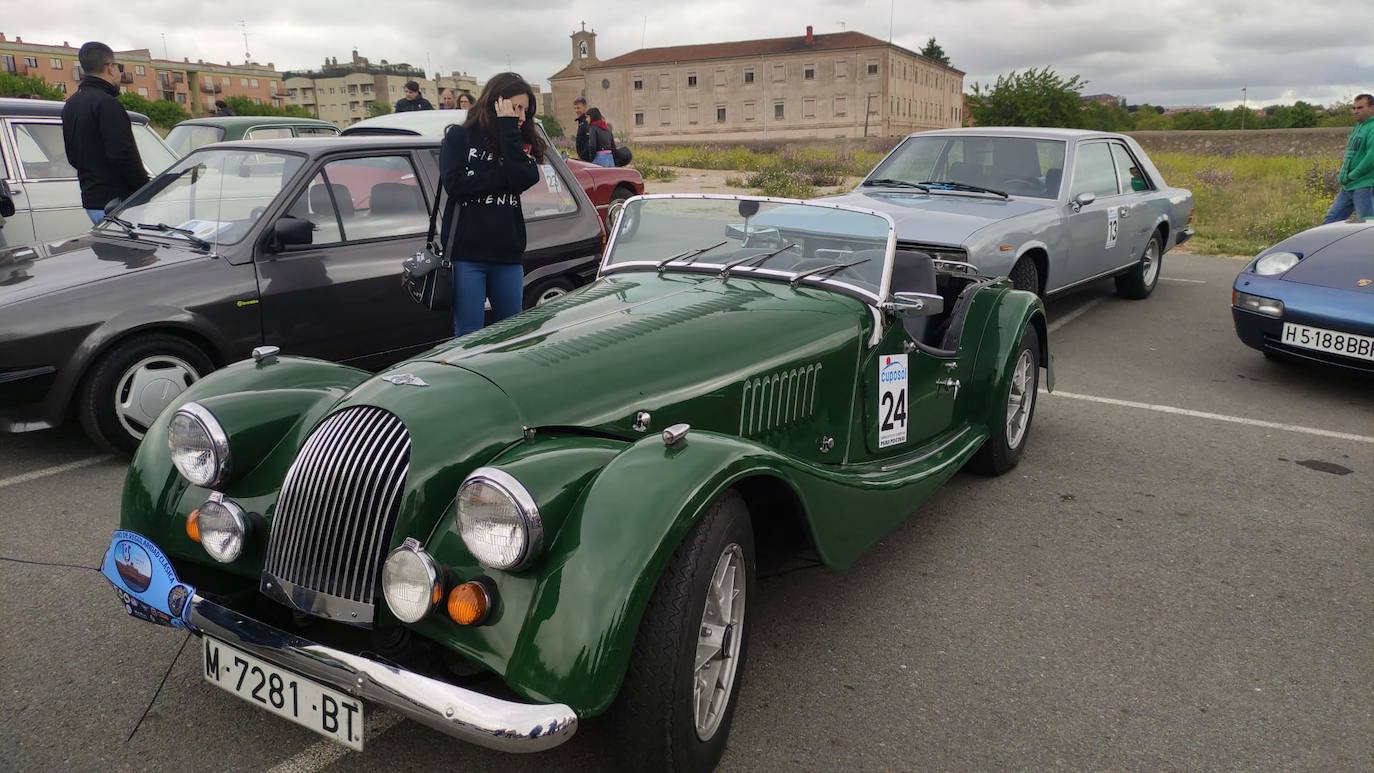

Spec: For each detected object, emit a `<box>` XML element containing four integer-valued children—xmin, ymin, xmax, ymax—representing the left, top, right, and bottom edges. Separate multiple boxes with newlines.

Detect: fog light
<box><xmin>186</xmin><ymin>508</ymin><xmax>201</xmax><ymax>543</ymax></box>
<box><xmin>1233</xmin><ymin>290</ymin><xmax>1284</xmax><ymax>318</ymax></box>
<box><xmin>198</xmin><ymin>494</ymin><xmax>247</xmax><ymax>563</ymax></box>
<box><xmin>447</xmin><ymin>581</ymin><xmax>491</xmax><ymax>626</ymax></box>
<box><xmin>382</xmin><ymin>538</ymin><xmax>441</xmax><ymax>624</ymax></box>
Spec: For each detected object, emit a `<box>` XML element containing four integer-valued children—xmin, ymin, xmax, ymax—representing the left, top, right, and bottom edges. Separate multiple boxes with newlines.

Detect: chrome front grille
<box><xmin>261</xmin><ymin>406</ymin><xmax>410</xmax><ymax>626</ymax></box>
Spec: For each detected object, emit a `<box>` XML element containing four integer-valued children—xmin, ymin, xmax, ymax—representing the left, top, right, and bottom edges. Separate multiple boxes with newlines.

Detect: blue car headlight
<box><xmin>1233</xmin><ymin>290</ymin><xmax>1284</xmax><ymax>318</ymax></box>
<box><xmin>1254</xmin><ymin>251</ymin><xmax>1299</xmax><ymax>276</ymax></box>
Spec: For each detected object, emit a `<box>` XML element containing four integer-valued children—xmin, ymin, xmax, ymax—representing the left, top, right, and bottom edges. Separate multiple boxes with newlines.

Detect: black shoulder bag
<box><xmin>402</xmin><ymin>134</ymin><xmax>464</xmax><ymax>312</ymax></box>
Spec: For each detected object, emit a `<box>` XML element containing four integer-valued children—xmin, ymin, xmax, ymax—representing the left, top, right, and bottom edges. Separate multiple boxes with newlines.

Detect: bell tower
<box><xmin>572</xmin><ymin>21</ymin><xmax>598</xmax><ymax>62</ymax></box>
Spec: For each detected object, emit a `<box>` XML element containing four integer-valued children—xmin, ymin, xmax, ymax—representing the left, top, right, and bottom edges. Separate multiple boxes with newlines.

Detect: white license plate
<box><xmin>1280</xmin><ymin>323</ymin><xmax>1374</xmax><ymax>362</ymax></box>
<box><xmin>203</xmin><ymin>636</ymin><xmax>364</xmax><ymax>750</ymax></box>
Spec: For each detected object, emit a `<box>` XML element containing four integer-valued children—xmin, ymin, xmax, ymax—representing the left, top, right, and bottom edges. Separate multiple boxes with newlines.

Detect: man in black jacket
<box><xmin>394</xmin><ymin>81</ymin><xmax>434</xmax><ymax>112</ymax></box>
<box><xmin>572</xmin><ymin>96</ymin><xmax>592</xmax><ymax>161</ymax></box>
<box><xmin>61</xmin><ymin>41</ymin><xmax>149</xmax><ymax>224</ymax></box>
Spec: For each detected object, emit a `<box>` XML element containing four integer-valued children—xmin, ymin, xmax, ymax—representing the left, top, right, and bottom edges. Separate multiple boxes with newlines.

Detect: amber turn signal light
<box><xmin>186</xmin><ymin>508</ymin><xmax>201</xmax><ymax>542</ymax></box>
<box><xmin>447</xmin><ymin>581</ymin><xmax>491</xmax><ymax>626</ymax></box>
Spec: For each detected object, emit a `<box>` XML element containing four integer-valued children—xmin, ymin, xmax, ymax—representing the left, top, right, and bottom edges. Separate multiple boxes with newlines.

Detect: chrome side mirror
<box><xmin>882</xmin><ymin>291</ymin><xmax>943</xmax><ymax>317</ymax></box>
<box><xmin>1070</xmin><ymin>192</ymin><xmax>1096</xmax><ymax>213</ymax></box>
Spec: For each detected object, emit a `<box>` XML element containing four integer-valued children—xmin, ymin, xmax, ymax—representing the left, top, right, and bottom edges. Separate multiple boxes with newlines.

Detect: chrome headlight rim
<box><xmin>167</xmin><ymin>401</ymin><xmax>231</xmax><ymax>488</ymax></box>
<box><xmin>457</xmin><ymin>467</ymin><xmax>543</xmax><ymax>572</ymax></box>
<box><xmin>1254</xmin><ymin>251</ymin><xmax>1300</xmax><ymax>276</ymax></box>
<box><xmin>198</xmin><ymin>493</ymin><xmax>248</xmax><ymax>563</ymax></box>
<box><xmin>381</xmin><ymin>538</ymin><xmax>442</xmax><ymax>624</ymax></box>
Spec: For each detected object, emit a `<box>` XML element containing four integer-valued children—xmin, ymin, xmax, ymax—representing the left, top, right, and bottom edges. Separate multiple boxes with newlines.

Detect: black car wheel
<box><xmin>968</xmin><ymin>326</ymin><xmax>1041</xmax><ymax>476</ymax></box>
<box><xmin>1115</xmin><ymin>233</ymin><xmax>1163</xmax><ymax>299</ymax></box>
<box><xmin>77</xmin><ymin>334</ymin><xmax>213</xmax><ymax>454</ymax></box>
<box><xmin>523</xmin><ymin>277</ymin><xmax>576</xmax><ymax>309</ymax></box>
<box><xmin>1009</xmin><ymin>257</ymin><xmax>1040</xmax><ymax>296</ymax></box>
<box><xmin>610</xmin><ymin>490</ymin><xmax>754</xmax><ymax>773</ymax></box>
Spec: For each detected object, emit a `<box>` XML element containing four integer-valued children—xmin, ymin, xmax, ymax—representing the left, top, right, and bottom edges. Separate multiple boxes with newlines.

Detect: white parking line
<box><xmin>1161</xmin><ymin>277</ymin><xmax>1207</xmax><ymax>284</ymax></box>
<box><xmin>0</xmin><ymin>455</ymin><xmax>112</xmax><ymax>489</ymax></box>
<box><xmin>1047</xmin><ymin>297</ymin><xmax>1107</xmax><ymax>334</ymax></box>
<box><xmin>1044</xmin><ymin>389</ymin><xmax>1374</xmax><ymax>444</ymax></box>
<box><xmin>266</xmin><ymin>710</ymin><xmax>403</xmax><ymax>773</ymax></box>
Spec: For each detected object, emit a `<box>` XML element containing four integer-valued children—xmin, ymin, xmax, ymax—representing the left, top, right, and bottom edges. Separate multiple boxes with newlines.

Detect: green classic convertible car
<box><xmin>101</xmin><ymin>195</ymin><xmax>1052</xmax><ymax>771</ymax></box>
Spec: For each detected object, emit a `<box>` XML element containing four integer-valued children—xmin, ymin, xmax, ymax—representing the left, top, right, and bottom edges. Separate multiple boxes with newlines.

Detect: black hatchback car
<box><xmin>0</xmin><ymin>136</ymin><xmax>603</xmax><ymax>453</ymax></box>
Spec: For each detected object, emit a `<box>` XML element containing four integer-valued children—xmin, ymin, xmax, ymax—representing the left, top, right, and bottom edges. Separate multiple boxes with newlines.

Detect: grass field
<box><xmin>629</xmin><ymin>141</ymin><xmax>1346</xmax><ymax>257</ymax></box>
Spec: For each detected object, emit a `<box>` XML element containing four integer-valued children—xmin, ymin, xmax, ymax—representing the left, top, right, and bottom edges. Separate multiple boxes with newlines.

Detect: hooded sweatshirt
<box><xmin>439</xmin><ymin>117</ymin><xmax>540</xmax><ymax>264</ymax></box>
<box><xmin>1338</xmin><ymin>116</ymin><xmax>1374</xmax><ymax>191</ymax></box>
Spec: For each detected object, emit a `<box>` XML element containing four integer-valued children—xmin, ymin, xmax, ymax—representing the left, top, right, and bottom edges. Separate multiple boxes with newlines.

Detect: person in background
<box><xmin>61</xmin><ymin>41</ymin><xmax>149</xmax><ymax>225</ymax></box>
<box><xmin>395</xmin><ymin>80</ymin><xmax>434</xmax><ymax>112</ymax></box>
<box><xmin>1323</xmin><ymin>93</ymin><xmax>1374</xmax><ymax>224</ymax></box>
<box><xmin>440</xmin><ymin>89</ymin><xmax>457</xmax><ymax>110</ymax></box>
<box><xmin>572</xmin><ymin>96</ymin><xmax>592</xmax><ymax>162</ymax></box>
<box><xmin>213</xmin><ymin>99</ymin><xmax>234</xmax><ymax>116</ymax></box>
<box><xmin>439</xmin><ymin>72</ymin><xmax>544</xmax><ymax>336</ymax></box>
<box><xmin>457</xmin><ymin>91</ymin><xmax>475</xmax><ymax>109</ymax></box>
<box><xmin>586</xmin><ymin>107</ymin><xmax>615</xmax><ymax>167</ymax></box>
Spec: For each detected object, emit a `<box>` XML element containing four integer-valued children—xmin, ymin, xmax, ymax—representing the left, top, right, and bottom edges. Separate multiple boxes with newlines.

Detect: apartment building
<box><xmin>551</xmin><ymin>25</ymin><xmax>965</xmax><ymax>142</ymax></box>
<box><xmin>284</xmin><ymin>50</ymin><xmax>438</xmax><ymax>127</ymax></box>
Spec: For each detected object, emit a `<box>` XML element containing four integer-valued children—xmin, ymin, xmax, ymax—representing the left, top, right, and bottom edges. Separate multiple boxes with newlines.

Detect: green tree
<box><xmin>117</xmin><ymin>92</ymin><xmax>190</xmax><ymax>128</ymax></box>
<box><xmin>537</xmin><ymin>114</ymin><xmax>565</xmax><ymax>138</ymax></box>
<box><xmin>222</xmin><ymin>96</ymin><xmax>312</xmax><ymax>118</ymax></box>
<box><xmin>1081</xmin><ymin>102</ymin><xmax>1135</xmax><ymax>131</ymax></box>
<box><xmin>919</xmin><ymin>37</ymin><xmax>951</xmax><ymax>67</ymax></box>
<box><xmin>0</xmin><ymin>73</ymin><xmax>64</xmax><ymax>100</ymax></box>
<box><xmin>968</xmin><ymin>67</ymin><xmax>1087</xmax><ymax>128</ymax></box>
<box><xmin>367</xmin><ymin>100</ymin><xmax>392</xmax><ymax>117</ymax></box>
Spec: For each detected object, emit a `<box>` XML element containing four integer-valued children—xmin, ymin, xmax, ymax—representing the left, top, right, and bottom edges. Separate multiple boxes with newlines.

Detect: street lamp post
<box><xmin>1240</xmin><ymin>85</ymin><xmax>1248</xmax><ymax>130</ymax></box>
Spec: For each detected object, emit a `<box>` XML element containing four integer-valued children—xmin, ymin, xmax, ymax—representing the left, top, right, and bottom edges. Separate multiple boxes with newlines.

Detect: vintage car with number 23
<box><xmin>100</xmin><ymin>194</ymin><xmax>1052</xmax><ymax>772</ymax></box>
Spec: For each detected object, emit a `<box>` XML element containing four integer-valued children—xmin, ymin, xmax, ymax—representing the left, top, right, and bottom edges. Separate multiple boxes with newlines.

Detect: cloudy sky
<box><xmin>9</xmin><ymin>0</ymin><xmax>1371</xmax><ymax>109</ymax></box>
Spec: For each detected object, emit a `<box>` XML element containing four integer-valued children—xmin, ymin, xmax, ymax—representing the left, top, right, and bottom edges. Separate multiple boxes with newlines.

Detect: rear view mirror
<box><xmin>271</xmin><ymin>217</ymin><xmax>313</xmax><ymax>251</ymax></box>
<box><xmin>1071</xmin><ymin>192</ymin><xmax>1096</xmax><ymax>212</ymax></box>
<box><xmin>884</xmin><ymin>291</ymin><xmax>944</xmax><ymax>317</ymax></box>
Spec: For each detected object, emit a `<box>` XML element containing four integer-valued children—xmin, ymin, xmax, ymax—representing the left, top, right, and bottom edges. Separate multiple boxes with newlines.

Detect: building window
<box><xmin>137</xmin><ymin>87</ymin><xmax>148</xmax><ymax>97</ymax></box>
<box><xmin>250</xmin><ymin>78</ymin><xmax>259</xmax><ymax>87</ymax></box>
<box><xmin>135</xmin><ymin>65</ymin><xmax>145</xmax><ymax>76</ymax></box>
<box><xmin>659</xmin><ymin>106</ymin><xmax>670</xmax><ymax>125</ymax></box>
<box><xmin>774</xmin><ymin>101</ymin><xmax>785</xmax><ymax>119</ymax></box>
<box><xmin>867</xmin><ymin>61</ymin><xmax>879</xmax><ymax>76</ymax></box>
<box><xmin>658</xmin><ymin>73</ymin><xmax>670</xmax><ymax>90</ymax></box>
<box><xmin>56</xmin><ymin>82</ymin><xmax>66</xmax><ymax>94</ymax></box>
<box><xmin>743</xmin><ymin>102</ymin><xmax>756</xmax><ymax>121</ymax></box>
<box><xmin>24</xmin><ymin>57</ymin><xmax>38</xmax><ymax>68</ymax></box>
<box><xmin>834</xmin><ymin>96</ymin><xmax>847</xmax><ymax>117</ymax></box>
<box><xmin>634</xmin><ymin>111</ymin><xmax>644</xmax><ymax>126</ymax></box>
<box><xmin>803</xmin><ymin>65</ymin><xmax>815</xmax><ymax>81</ymax></box>
<box><xmin>579</xmin><ymin>40</ymin><xmax>589</xmax><ymax>58</ymax></box>
<box><xmin>835</xmin><ymin>60</ymin><xmax>847</xmax><ymax>79</ymax></box>
<box><xmin>688</xmin><ymin>104</ymin><xmax>699</xmax><ymax>125</ymax></box>
<box><xmin>716</xmin><ymin>105</ymin><xmax>726</xmax><ymax>123</ymax></box>
<box><xmin>176</xmin><ymin>93</ymin><xmax>187</xmax><ymax>105</ymax></box>
<box><xmin>240</xmin><ymin>78</ymin><xmax>249</xmax><ymax>87</ymax></box>
<box><xmin>687</xmin><ymin>73</ymin><xmax>697</xmax><ymax>88</ymax></box>
<box><xmin>772</xmin><ymin>64</ymin><xmax>785</xmax><ymax>82</ymax></box>
<box><xmin>714</xmin><ymin>68</ymin><xmax>726</xmax><ymax>87</ymax></box>
<box><xmin>50</xmin><ymin>58</ymin><xmax>62</xmax><ymax>69</ymax></box>
<box><xmin>72</xmin><ymin>65</ymin><xmax>83</xmax><ymax>79</ymax></box>
<box><xmin>222</xmin><ymin>76</ymin><xmax>230</xmax><ymax>85</ymax></box>
<box><xmin>743</xmin><ymin>68</ymin><xmax>755</xmax><ymax>84</ymax></box>
<box><xmin>803</xmin><ymin>98</ymin><xmax>816</xmax><ymax>119</ymax></box>
<box><xmin>632</xmin><ymin>77</ymin><xmax>643</xmax><ymax>90</ymax></box>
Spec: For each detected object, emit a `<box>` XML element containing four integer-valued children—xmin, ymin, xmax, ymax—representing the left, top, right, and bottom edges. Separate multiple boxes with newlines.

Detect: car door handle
<box><xmin>936</xmin><ymin>378</ymin><xmax>961</xmax><ymax>399</ymax></box>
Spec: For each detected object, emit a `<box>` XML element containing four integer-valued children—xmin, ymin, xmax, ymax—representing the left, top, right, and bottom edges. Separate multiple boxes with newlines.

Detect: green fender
<box><xmin>967</xmin><ymin>289</ymin><xmax>1052</xmax><ymax>433</ymax></box>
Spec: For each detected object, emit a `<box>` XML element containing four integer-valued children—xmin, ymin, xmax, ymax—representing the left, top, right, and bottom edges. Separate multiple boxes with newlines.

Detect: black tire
<box><xmin>968</xmin><ymin>327</ymin><xmax>1041</xmax><ymax>476</ymax></box>
<box><xmin>77</xmin><ymin>334</ymin><xmax>213</xmax><ymax>455</ymax></box>
<box><xmin>1115</xmin><ymin>233</ymin><xmax>1162</xmax><ymax>300</ymax></box>
<box><xmin>523</xmin><ymin>277</ymin><xmax>576</xmax><ymax>309</ymax></box>
<box><xmin>1009</xmin><ymin>257</ymin><xmax>1040</xmax><ymax>296</ymax></box>
<box><xmin>609</xmin><ymin>490</ymin><xmax>755</xmax><ymax>773</ymax></box>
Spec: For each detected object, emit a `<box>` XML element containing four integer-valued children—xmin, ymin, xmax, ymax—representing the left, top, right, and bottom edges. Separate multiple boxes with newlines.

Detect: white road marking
<box><xmin>0</xmin><ymin>455</ymin><xmax>112</xmax><ymax>489</ymax></box>
<box><xmin>1047</xmin><ymin>297</ymin><xmax>1108</xmax><ymax>334</ymax></box>
<box><xmin>266</xmin><ymin>710</ymin><xmax>403</xmax><ymax>773</ymax></box>
<box><xmin>1043</xmin><ymin>389</ymin><xmax>1374</xmax><ymax>444</ymax></box>
<box><xmin>1161</xmin><ymin>277</ymin><xmax>1207</xmax><ymax>284</ymax></box>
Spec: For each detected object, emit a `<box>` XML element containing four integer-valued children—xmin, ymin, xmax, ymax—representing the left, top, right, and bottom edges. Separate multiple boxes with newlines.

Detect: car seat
<box><xmin>369</xmin><ymin>183</ymin><xmax>422</xmax><ymax>217</ymax></box>
<box><xmin>887</xmin><ymin>250</ymin><xmax>940</xmax><ymax>343</ymax></box>
<box><xmin>1043</xmin><ymin>168</ymin><xmax>1063</xmax><ymax>198</ymax></box>
<box><xmin>309</xmin><ymin>183</ymin><xmax>354</xmax><ymax>219</ymax></box>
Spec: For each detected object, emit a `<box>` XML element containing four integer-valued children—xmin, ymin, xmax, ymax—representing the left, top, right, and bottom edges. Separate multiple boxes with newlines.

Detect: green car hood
<box><xmin>420</xmin><ymin>272</ymin><xmax>869</xmax><ymax>442</ymax></box>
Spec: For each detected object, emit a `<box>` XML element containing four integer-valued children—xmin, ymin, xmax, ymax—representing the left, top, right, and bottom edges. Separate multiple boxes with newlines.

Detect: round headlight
<box><xmin>198</xmin><ymin>494</ymin><xmax>248</xmax><ymax>563</ymax></box>
<box><xmin>1254</xmin><ymin>251</ymin><xmax>1300</xmax><ymax>276</ymax></box>
<box><xmin>381</xmin><ymin>538</ymin><xmax>441</xmax><ymax>623</ymax></box>
<box><xmin>457</xmin><ymin>468</ymin><xmax>542</xmax><ymax>571</ymax></box>
<box><xmin>168</xmin><ymin>402</ymin><xmax>230</xmax><ymax>487</ymax></box>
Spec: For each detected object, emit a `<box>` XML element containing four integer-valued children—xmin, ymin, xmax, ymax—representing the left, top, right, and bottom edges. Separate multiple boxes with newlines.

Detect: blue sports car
<box><xmin>1232</xmin><ymin>220</ymin><xmax>1374</xmax><ymax>372</ymax></box>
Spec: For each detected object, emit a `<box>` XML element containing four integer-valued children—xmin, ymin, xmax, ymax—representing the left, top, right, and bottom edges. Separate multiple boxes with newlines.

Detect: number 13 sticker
<box><xmin>878</xmin><ymin>354</ymin><xmax>908</xmax><ymax>448</ymax></box>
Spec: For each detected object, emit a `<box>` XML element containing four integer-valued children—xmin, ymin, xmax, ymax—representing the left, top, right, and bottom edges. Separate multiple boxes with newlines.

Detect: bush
<box><xmin>537</xmin><ymin>114</ymin><xmax>565</xmax><ymax>138</ymax></box>
<box><xmin>0</xmin><ymin>73</ymin><xmax>64</xmax><ymax>100</ymax></box>
<box><xmin>117</xmin><ymin>92</ymin><xmax>189</xmax><ymax>128</ymax></box>
<box><xmin>223</xmin><ymin>96</ymin><xmax>313</xmax><ymax>118</ymax></box>
<box><xmin>744</xmin><ymin>168</ymin><xmax>816</xmax><ymax>198</ymax></box>
<box><xmin>636</xmin><ymin>163</ymin><xmax>677</xmax><ymax>182</ymax></box>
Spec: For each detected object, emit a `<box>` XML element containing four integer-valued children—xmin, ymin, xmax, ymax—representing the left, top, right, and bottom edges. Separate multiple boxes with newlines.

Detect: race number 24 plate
<box><xmin>1281</xmin><ymin>323</ymin><xmax>1374</xmax><ymax>362</ymax></box>
<box><xmin>203</xmin><ymin>636</ymin><xmax>365</xmax><ymax>750</ymax></box>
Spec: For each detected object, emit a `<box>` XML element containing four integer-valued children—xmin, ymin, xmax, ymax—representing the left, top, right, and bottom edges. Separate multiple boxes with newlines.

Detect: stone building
<box><xmin>550</xmin><ymin>24</ymin><xmax>964</xmax><ymax>142</ymax></box>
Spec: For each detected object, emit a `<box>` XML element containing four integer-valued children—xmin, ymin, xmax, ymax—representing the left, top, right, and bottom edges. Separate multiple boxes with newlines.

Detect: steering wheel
<box><xmin>1001</xmin><ymin>177</ymin><xmax>1041</xmax><ymax>196</ymax></box>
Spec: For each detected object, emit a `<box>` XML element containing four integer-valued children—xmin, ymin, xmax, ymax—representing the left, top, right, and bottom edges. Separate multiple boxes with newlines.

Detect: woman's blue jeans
<box><xmin>593</xmin><ymin>151</ymin><xmax>615</xmax><ymax>168</ymax></box>
<box><xmin>452</xmin><ymin>261</ymin><xmax>523</xmax><ymax>337</ymax></box>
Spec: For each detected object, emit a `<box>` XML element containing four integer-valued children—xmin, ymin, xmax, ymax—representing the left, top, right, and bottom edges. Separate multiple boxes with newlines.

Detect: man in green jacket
<box><xmin>1322</xmin><ymin>93</ymin><xmax>1374</xmax><ymax>224</ymax></box>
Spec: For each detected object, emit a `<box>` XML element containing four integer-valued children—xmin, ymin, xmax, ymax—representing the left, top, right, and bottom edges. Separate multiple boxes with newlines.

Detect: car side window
<box><xmin>246</xmin><ymin>127</ymin><xmax>294</xmax><ymax>140</ymax></box>
<box><xmin>1109</xmin><ymin>143</ymin><xmax>1152</xmax><ymax>192</ymax></box>
<box><xmin>1071</xmin><ymin>142</ymin><xmax>1119</xmax><ymax>199</ymax></box>
<box><xmin>427</xmin><ymin>148</ymin><xmax>578</xmax><ymax>222</ymax></box>
<box><xmin>283</xmin><ymin>172</ymin><xmax>344</xmax><ymax>245</ymax></box>
<box><xmin>13</xmin><ymin>123</ymin><xmax>77</xmax><ymax>179</ymax></box>
<box><xmin>296</xmin><ymin>127</ymin><xmax>340</xmax><ymax>137</ymax></box>
<box><xmin>318</xmin><ymin>155</ymin><xmax>427</xmax><ymax>241</ymax></box>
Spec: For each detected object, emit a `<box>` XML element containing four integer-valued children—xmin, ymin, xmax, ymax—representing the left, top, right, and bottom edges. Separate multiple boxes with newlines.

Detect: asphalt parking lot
<box><xmin>1</xmin><ymin>251</ymin><xmax>1370</xmax><ymax>772</ymax></box>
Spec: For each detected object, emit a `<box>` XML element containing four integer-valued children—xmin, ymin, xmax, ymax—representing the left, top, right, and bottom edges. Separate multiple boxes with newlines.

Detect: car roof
<box><xmin>208</xmin><ymin>136</ymin><xmax>439</xmax><ymax>154</ymax></box>
<box><xmin>906</xmin><ymin>126</ymin><xmax>1126</xmax><ymax>141</ymax></box>
<box><xmin>0</xmin><ymin>96</ymin><xmax>150</xmax><ymax>124</ymax></box>
<box><xmin>174</xmin><ymin>115</ymin><xmax>337</xmax><ymax>128</ymax></box>
<box><xmin>340</xmin><ymin>110</ymin><xmax>467</xmax><ymax>137</ymax></box>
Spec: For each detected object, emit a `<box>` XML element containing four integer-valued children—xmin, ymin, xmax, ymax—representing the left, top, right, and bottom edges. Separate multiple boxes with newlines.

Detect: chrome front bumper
<box><xmin>188</xmin><ymin>594</ymin><xmax>577</xmax><ymax>752</ymax></box>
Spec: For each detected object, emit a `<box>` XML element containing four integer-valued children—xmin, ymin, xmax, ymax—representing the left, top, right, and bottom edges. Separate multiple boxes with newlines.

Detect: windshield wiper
<box><xmin>788</xmin><ymin>258</ymin><xmax>872</xmax><ymax>288</ymax></box>
<box><xmin>98</xmin><ymin>213</ymin><xmax>139</xmax><ymax>239</ymax></box>
<box><xmin>861</xmin><ymin>178</ymin><xmax>930</xmax><ymax>192</ymax></box>
<box><xmin>718</xmin><ymin>242</ymin><xmax>798</xmax><ymax>278</ymax></box>
<box><xmin>657</xmin><ymin>240</ymin><xmax>727</xmax><ymax>273</ymax></box>
<box><xmin>918</xmin><ymin>180</ymin><xmax>1009</xmax><ymax>199</ymax></box>
<box><xmin>136</xmin><ymin>222</ymin><xmax>212</xmax><ymax>250</ymax></box>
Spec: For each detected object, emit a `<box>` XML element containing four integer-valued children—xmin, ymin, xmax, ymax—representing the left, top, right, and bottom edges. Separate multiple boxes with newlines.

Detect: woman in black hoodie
<box><xmin>439</xmin><ymin>72</ymin><xmax>545</xmax><ymax>336</ymax></box>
